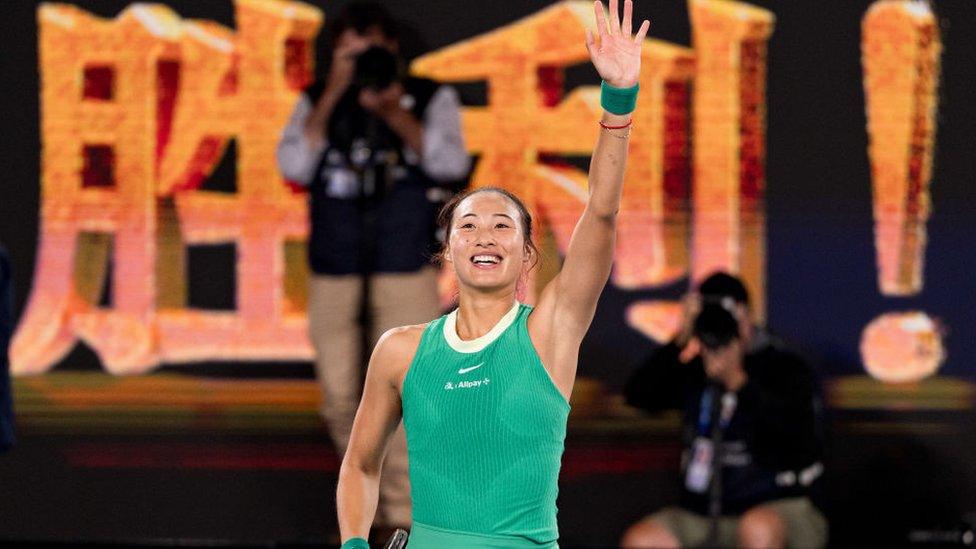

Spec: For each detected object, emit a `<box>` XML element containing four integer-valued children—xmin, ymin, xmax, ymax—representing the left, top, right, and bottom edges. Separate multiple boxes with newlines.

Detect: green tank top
<box><xmin>401</xmin><ymin>302</ymin><xmax>570</xmax><ymax>547</ymax></box>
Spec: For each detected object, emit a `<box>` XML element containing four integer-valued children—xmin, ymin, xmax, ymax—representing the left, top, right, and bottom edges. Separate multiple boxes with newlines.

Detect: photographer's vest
<box><xmin>304</xmin><ymin>77</ymin><xmax>441</xmax><ymax>275</ymax></box>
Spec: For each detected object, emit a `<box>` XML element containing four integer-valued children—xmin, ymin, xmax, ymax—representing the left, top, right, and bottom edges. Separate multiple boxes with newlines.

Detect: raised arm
<box><xmin>530</xmin><ymin>0</ymin><xmax>648</xmax><ymax>397</ymax></box>
<box><xmin>544</xmin><ymin>0</ymin><xmax>648</xmax><ymax>329</ymax></box>
<box><xmin>336</xmin><ymin>327</ymin><xmax>418</xmax><ymax>546</ymax></box>
<box><xmin>560</xmin><ymin>0</ymin><xmax>648</xmax><ymax>324</ymax></box>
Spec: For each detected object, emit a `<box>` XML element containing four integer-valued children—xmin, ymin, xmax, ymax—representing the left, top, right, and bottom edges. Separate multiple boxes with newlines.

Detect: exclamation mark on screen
<box><xmin>859</xmin><ymin>0</ymin><xmax>944</xmax><ymax>383</ymax></box>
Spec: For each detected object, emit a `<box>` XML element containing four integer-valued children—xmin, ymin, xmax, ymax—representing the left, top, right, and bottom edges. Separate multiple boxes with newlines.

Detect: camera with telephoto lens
<box><xmin>353</xmin><ymin>46</ymin><xmax>402</xmax><ymax>91</ymax></box>
<box><xmin>343</xmin><ymin>46</ymin><xmax>404</xmax><ymax>202</ymax></box>
<box><xmin>693</xmin><ymin>299</ymin><xmax>741</xmax><ymax>351</ymax></box>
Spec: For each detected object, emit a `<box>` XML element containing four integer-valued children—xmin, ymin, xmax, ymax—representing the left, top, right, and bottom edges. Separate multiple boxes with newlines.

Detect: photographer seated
<box><xmin>275</xmin><ymin>1</ymin><xmax>469</xmax><ymax>538</ymax></box>
<box><xmin>620</xmin><ymin>272</ymin><xmax>826</xmax><ymax>549</ymax></box>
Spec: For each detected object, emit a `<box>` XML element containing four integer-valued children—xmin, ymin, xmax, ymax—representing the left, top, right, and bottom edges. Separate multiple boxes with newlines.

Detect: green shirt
<box><xmin>402</xmin><ymin>302</ymin><xmax>570</xmax><ymax>547</ymax></box>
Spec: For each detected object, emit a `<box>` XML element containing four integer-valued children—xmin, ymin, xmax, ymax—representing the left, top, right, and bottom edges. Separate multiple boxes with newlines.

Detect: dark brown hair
<box><xmin>328</xmin><ymin>2</ymin><xmax>399</xmax><ymax>46</ymax></box>
<box><xmin>435</xmin><ymin>187</ymin><xmax>539</xmax><ymax>271</ymax></box>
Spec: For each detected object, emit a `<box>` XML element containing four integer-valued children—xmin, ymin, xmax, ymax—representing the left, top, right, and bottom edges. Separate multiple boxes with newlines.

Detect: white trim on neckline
<box><xmin>443</xmin><ymin>301</ymin><xmax>521</xmax><ymax>354</ymax></box>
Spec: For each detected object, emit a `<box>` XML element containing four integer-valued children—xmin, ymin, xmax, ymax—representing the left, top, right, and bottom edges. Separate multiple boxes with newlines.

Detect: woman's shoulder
<box><xmin>374</xmin><ymin>323</ymin><xmax>430</xmax><ymax>366</ymax></box>
<box><xmin>372</xmin><ymin>323</ymin><xmax>432</xmax><ymax>388</ymax></box>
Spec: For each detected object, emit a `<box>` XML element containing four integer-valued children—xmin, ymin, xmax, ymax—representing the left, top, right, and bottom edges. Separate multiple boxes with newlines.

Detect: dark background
<box><xmin>1</xmin><ymin>1</ymin><xmax>975</xmax><ymax>547</ymax></box>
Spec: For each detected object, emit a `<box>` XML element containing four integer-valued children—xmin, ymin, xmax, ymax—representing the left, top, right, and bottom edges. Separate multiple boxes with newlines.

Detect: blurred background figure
<box><xmin>621</xmin><ymin>272</ymin><xmax>826</xmax><ymax>549</ymax></box>
<box><xmin>0</xmin><ymin>245</ymin><xmax>15</xmax><ymax>452</ymax></box>
<box><xmin>275</xmin><ymin>1</ymin><xmax>469</xmax><ymax>534</ymax></box>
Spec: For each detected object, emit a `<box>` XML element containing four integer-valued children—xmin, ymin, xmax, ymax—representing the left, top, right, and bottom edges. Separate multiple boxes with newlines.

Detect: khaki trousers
<box><xmin>652</xmin><ymin>498</ymin><xmax>828</xmax><ymax>548</ymax></box>
<box><xmin>308</xmin><ymin>266</ymin><xmax>440</xmax><ymax>527</ymax></box>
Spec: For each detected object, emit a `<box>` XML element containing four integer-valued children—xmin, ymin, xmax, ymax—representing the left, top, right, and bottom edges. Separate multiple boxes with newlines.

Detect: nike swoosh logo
<box><xmin>457</xmin><ymin>363</ymin><xmax>484</xmax><ymax>374</ymax></box>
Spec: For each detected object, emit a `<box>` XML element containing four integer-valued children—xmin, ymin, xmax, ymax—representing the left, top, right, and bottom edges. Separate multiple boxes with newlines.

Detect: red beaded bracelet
<box><xmin>599</xmin><ymin>119</ymin><xmax>633</xmax><ymax>130</ymax></box>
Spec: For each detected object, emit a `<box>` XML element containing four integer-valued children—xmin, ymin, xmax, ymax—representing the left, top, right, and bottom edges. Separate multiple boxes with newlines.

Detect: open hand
<box><xmin>585</xmin><ymin>0</ymin><xmax>650</xmax><ymax>88</ymax></box>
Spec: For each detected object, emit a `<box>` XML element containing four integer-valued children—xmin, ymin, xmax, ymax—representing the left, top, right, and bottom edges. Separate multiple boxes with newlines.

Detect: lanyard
<box><xmin>697</xmin><ymin>387</ymin><xmax>737</xmax><ymax>435</ymax></box>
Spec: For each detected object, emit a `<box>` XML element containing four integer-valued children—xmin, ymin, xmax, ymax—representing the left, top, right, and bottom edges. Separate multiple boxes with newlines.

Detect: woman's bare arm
<box><xmin>530</xmin><ymin>0</ymin><xmax>649</xmax><ymax>393</ymax></box>
<box><xmin>336</xmin><ymin>326</ymin><xmax>422</xmax><ymax>542</ymax></box>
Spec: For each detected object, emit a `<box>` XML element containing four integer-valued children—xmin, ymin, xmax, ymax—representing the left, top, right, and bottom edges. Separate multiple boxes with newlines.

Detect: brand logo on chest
<box><xmin>444</xmin><ymin>362</ymin><xmax>491</xmax><ymax>390</ymax></box>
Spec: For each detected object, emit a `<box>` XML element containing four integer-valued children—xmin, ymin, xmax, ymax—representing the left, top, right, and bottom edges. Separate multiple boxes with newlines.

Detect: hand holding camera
<box><xmin>303</xmin><ymin>31</ymin><xmax>384</xmax><ymax>148</ymax></box>
<box><xmin>358</xmin><ymin>81</ymin><xmax>404</xmax><ymax>120</ymax></box>
<box><xmin>326</xmin><ymin>30</ymin><xmax>374</xmax><ymax>96</ymax></box>
<box><xmin>676</xmin><ymin>292</ymin><xmax>702</xmax><ymax>348</ymax></box>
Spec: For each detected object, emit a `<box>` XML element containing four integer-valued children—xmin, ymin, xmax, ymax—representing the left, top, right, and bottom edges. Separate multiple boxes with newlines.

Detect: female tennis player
<box><xmin>337</xmin><ymin>1</ymin><xmax>649</xmax><ymax>547</ymax></box>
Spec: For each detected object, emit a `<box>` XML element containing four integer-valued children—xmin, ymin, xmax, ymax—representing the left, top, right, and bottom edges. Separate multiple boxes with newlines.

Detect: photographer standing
<box><xmin>620</xmin><ymin>272</ymin><xmax>826</xmax><ymax>549</ymax></box>
<box><xmin>275</xmin><ymin>2</ymin><xmax>469</xmax><ymax>534</ymax></box>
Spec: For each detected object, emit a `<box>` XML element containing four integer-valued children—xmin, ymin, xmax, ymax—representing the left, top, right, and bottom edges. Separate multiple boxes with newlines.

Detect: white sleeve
<box><xmin>275</xmin><ymin>95</ymin><xmax>328</xmax><ymax>186</ymax></box>
<box><xmin>420</xmin><ymin>86</ymin><xmax>472</xmax><ymax>182</ymax></box>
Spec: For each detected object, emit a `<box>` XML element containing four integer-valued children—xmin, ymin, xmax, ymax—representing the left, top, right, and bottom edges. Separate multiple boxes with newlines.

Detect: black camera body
<box><xmin>327</xmin><ymin>46</ymin><xmax>405</xmax><ymax>203</ymax></box>
<box><xmin>693</xmin><ymin>300</ymin><xmax>741</xmax><ymax>351</ymax></box>
<box><xmin>353</xmin><ymin>46</ymin><xmax>402</xmax><ymax>91</ymax></box>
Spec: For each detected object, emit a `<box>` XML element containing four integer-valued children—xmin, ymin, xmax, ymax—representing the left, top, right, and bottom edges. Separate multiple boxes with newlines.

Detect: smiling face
<box><xmin>445</xmin><ymin>191</ymin><xmax>532</xmax><ymax>294</ymax></box>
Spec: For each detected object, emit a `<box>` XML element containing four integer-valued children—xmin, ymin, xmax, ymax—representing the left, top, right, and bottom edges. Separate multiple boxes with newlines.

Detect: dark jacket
<box><xmin>624</xmin><ymin>337</ymin><xmax>823</xmax><ymax>515</ymax></box>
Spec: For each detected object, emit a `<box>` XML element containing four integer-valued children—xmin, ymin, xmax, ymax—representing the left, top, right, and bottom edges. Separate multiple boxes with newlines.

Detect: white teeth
<box><xmin>472</xmin><ymin>255</ymin><xmax>500</xmax><ymax>264</ymax></box>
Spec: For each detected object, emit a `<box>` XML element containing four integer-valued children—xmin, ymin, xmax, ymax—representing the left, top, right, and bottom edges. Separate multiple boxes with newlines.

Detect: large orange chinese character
<box><xmin>159</xmin><ymin>1</ymin><xmax>320</xmax><ymax>364</ymax></box>
<box><xmin>14</xmin><ymin>1</ymin><xmax>321</xmax><ymax>374</ymax></box>
<box><xmin>688</xmin><ymin>0</ymin><xmax>774</xmax><ymax>320</ymax></box>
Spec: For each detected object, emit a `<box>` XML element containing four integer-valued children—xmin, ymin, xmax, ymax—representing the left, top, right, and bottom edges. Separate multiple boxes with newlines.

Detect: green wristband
<box><xmin>341</xmin><ymin>537</ymin><xmax>370</xmax><ymax>549</ymax></box>
<box><xmin>600</xmin><ymin>81</ymin><xmax>639</xmax><ymax>115</ymax></box>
